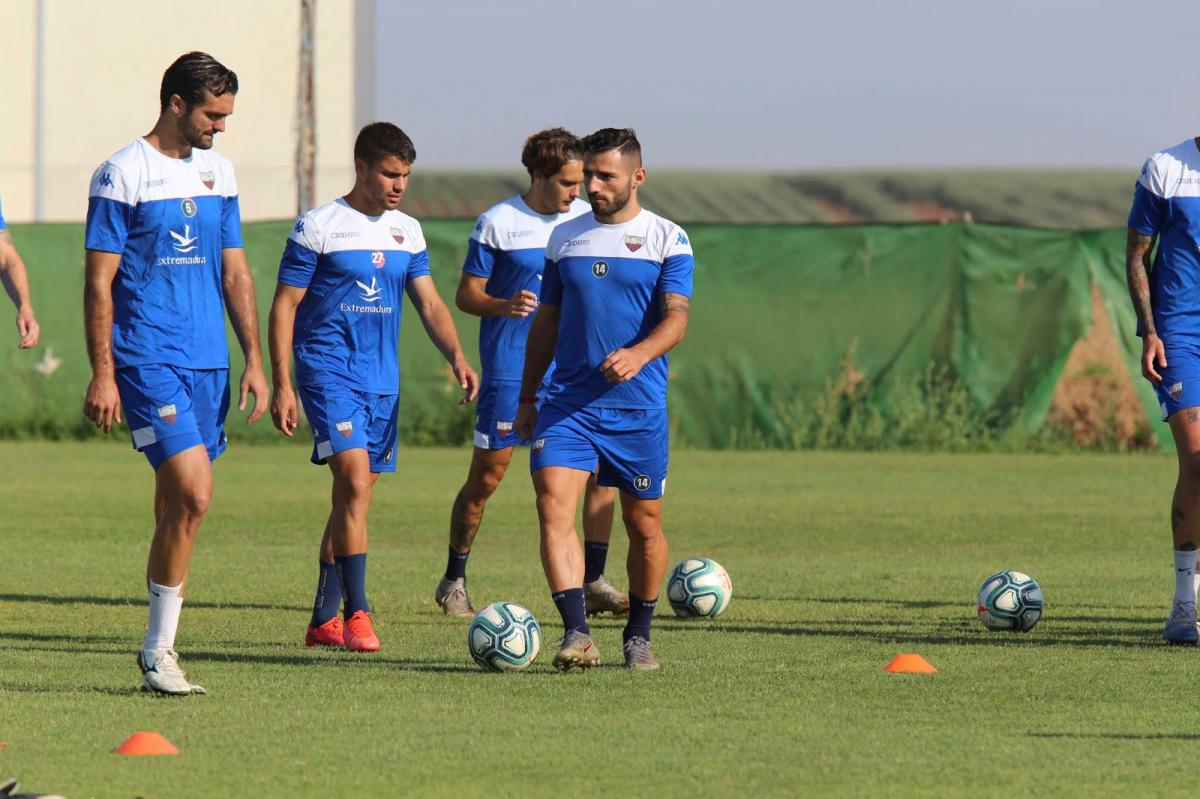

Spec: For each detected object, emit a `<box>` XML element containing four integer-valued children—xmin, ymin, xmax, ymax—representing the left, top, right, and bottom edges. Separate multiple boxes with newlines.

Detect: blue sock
<box><xmin>583</xmin><ymin>541</ymin><xmax>609</xmax><ymax>583</ymax></box>
<box><xmin>623</xmin><ymin>593</ymin><xmax>658</xmax><ymax>642</ymax></box>
<box><xmin>445</xmin><ymin>547</ymin><xmax>469</xmax><ymax>581</ymax></box>
<box><xmin>335</xmin><ymin>553</ymin><xmax>370</xmax><ymax>616</ymax></box>
<box><xmin>310</xmin><ymin>560</ymin><xmax>341</xmax><ymax>627</ymax></box>
<box><xmin>552</xmin><ymin>588</ymin><xmax>589</xmax><ymax>634</ymax></box>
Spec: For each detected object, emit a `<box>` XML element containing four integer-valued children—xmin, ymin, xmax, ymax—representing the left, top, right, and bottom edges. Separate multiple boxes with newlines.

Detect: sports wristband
<box><xmin>519</xmin><ymin>396</ymin><xmax>537</xmax><ymax>405</ymax></box>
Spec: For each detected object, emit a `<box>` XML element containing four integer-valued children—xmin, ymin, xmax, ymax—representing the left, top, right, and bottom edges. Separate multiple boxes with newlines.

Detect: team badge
<box><xmin>181</xmin><ymin>198</ymin><xmax>197</xmax><ymax>218</ymax></box>
<box><xmin>336</xmin><ymin>420</ymin><xmax>354</xmax><ymax>439</ymax></box>
<box><xmin>591</xmin><ymin>261</ymin><xmax>609</xmax><ymax>278</ymax></box>
<box><xmin>496</xmin><ymin>421</ymin><xmax>514</xmax><ymax>432</ymax></box>
<box><xmin>633</xmin><ymin>474</ymin><xmax>651</xmax><ymax>491</ymax></box>
<box><xmin>199</xmin><ymin>170</ymin><xmax>215</xmax><ymax>190</ymax></box>
<box><xmin>158</xmin><ymin>404</ymin><xmax>177</xmax><ymax>425</ymax></box>
<box><xmin>390</xmin><ymin>227</ymin><xmax>405</xmax><ymax>245</ymax></box>
<box><xmin>533</xmin><ymin>438</ymin><xmax>545</xmax><ymax>450</ymax></box>
<box><xmin>372</xmin><ymin>251</ymin><xmax>386</xmax><ymax>268</ymax></box>
<box><xmin>1170</xmin><ymin>382</ymin><xmax>1184</xmax><ymax>400</ymax></box>
<box><xmin>624</xmin><ymin>235</ymin><xmax>645</xmax><ymax>252</ymax></box>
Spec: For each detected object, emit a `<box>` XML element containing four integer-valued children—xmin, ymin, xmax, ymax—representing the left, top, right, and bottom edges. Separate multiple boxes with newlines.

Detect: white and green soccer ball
<box><xmin>468</xmin><ymin>601</ymin><xmax>541</xmax><ymax>671</ymax></box>
<box><xmin>668</xmin><ymin>557</ymin><xmax>732</xmax><ymax>618</ymax></box>
<box><xmin>977</xmin><ymin>569</ymin><xmax>1044</xmax><ymax>632</ymax></box>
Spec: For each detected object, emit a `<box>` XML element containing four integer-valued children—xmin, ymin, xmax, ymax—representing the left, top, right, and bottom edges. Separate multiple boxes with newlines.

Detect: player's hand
<box><xmin>451</xmin><ymin>358</ymin><xmax>480</xmax><ymax>404</ymax></box>
<box><xmin>600</xmin><ymin>347</ymin><xmax>650</xmax><ymax>383</ymax></box>
<box><xmin>16</xmin><ymin>306</ymin><xmax>39</xmax><ymax>349</ymax></box>
<box><xmin>240</xmin><ymin>364</ymin><xmax>270</xmax><ymax>424</ymax></box>
<box><xmin>505</xmin><ymin>290</ymin><xmax>539</xmax><ymax>318</ymax></box>
<box><xmin>83</xmin><ymin>374</ymin><xmax>122</xmax><ymax>434</ymax></box>
<box><xmin>270</xmin><ymin>384</ymin><xmax>299</xmax><ymax>437</ymax></box>
<box><xmin>1142</xmin><ymin>334</ymin><xmax>1167</xmax><ymax>385</ymax></box>
<box><xmin>515</xmin><ymin>403</ymin><xmax>538</xmax><ymax>442</ymax></box>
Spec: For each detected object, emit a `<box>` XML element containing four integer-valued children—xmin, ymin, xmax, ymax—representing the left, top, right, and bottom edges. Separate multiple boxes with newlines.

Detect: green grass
<box><xmin>0</xmin><ymin>443</ymin><xmax>1194</xmax><ymax>796</ymax></box>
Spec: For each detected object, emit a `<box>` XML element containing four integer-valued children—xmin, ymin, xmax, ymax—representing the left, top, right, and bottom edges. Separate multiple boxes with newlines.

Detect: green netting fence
<box><xmin>0</xmin><ymin>220</ymin><xmax>1164</xmax><ymax>450</ymax></box>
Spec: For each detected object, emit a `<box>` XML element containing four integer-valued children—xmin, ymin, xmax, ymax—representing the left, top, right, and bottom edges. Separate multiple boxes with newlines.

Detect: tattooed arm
<box><xmin>1126</xmin><ymin>227</ymin><xmax>1165</xmax><ymax>384</ymax></box>
<box><xmin>599</xmin><ymin>292</ymin><xmax>691</xmax><ymax>384</ymax></box>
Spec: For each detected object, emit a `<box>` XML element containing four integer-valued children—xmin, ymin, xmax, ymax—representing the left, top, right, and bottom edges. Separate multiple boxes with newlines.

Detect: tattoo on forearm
<box><xmin>1126</xmin><ymin>229</ymin><xmax>1156</xmax><ymax>336</ymax></box>
<box><xmin>660</xmin><ymin>293</ymin><xmax>690</xmax><ymax>316</ymax></box>
<box><xmin>449</xmin><ymin>490</ymin><xmax>483</xmax><ymax>550</ymax></box>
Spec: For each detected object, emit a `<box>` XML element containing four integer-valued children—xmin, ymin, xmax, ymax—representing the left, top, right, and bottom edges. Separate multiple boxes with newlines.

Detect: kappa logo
<box><xmin>97</xmin><ymin>172</ymin><xmax>115</xmax><ymax>189</ymax></box>
<box><xmin>624</xmin><ymin>234</ymin><xmax>645</xmax><ymax>252</ymax></box>
<box><xmin>181</xmin><ymin>198</ymin><xmax>197</xmax><ymax>218</ymax></box>
<box><xmin>633</xmin><ymin>474</ymin><xmax>651</xmax><ymax>491</ymax></box>
<box><xmin>390</xmin><ymin>227</ymin><xmax>405</xmax><ymax>245</ymax></box>
<box><xmin>170</xmin><ymin>224</ymin><xmax>198</xmax><ymax>254</ymax></box>
<box><xmin>1170</xmin><ymin>381</ymin><xmax>1184</xmax><ymax>400</ymax></box>
<box><xmin>158</xmin><ymin>404</ymin><xmax>177</xmax><ymax>425</ymax></box>
<box><xmin>199</xmin><ymin>170</ymin><xmax>215</xmax><ymax>190</ymax></box>
<box><xmin>474</xmin><ymin>219</ymin><xmax>484</xmax><ymax>233</ymax></box>
<box><xmin>371</xmin><ymin>251</ymin><xmax>386</xmax><ymax>268</ymax></box>
<box><xmin>356</xmin><ymin>275</ymin><xmax>384</xmax><ymax>302</ymax></box>
<box><xmin>676</xmin><ymin>232</ymin><xmax>689</xmax><ymax>246</ymax></box>
<box><xmin>591</xmin><ymin>260</ymin><xmax>609</xmax><ymax>278</ymax></box>
<box><xmin>336</xmin><ymin>420</ymin><xmax>354</xmax><ymax>439</ymax></box>
<box><xmin>294</xmin><ymin>219</ymin><xmax>305</xmax><ymax>234</ymax></box>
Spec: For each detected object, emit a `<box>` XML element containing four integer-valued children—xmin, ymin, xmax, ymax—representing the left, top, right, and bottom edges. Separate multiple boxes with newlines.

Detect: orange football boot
<box><xmin>305</xmin><ymin>616</ymin><xmax>345</xmax><ymax>648</ymax></box>
<box><xmin>344</xmin><ymin>610</ymin><xmax>381</xmax><ymax>652</ymax></box>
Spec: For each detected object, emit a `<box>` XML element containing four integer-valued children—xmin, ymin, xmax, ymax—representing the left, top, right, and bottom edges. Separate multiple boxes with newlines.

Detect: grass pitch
<box><xmin>0</xmin><ymin>442</ymin><xmax>1193</xmax><ymax>797</ymax></box>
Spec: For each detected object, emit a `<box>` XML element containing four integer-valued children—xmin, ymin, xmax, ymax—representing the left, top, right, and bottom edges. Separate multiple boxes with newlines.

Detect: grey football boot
<box><xmin>435</xmin><ymin>577</ymin><xmax>476</xmax><ymax>618</ymax></box>
<box><xmin>1162</xmin><ymin>600</ymin><xmax>1199</xmax><ymax>645</ymax></box>
<box><xmin>552</xmin><ymin>629</ymin><xmax>601</xmax><ymax>672</ymax></box>
<box><xmin>584</xmin><ymin>575</ymin><xmax>630</xmax><ymax>617</ymax></box>
<box><xmin>621</xmin><ymin>636</ymin><xmax>660</xmax><ymax>671</ymax></box>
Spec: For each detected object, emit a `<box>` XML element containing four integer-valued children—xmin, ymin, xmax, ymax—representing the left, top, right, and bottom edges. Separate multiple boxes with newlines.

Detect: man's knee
<box><xmin>464</xmin><ymin>461</ymin><xmax>507</xmax><ymax>503</ymax></box>
<box><xmin>334</xmin><ymin>472</ymin><xmax>374</xmax><ymax>508</ymax></box>
<box><xmin>1181</xmin><ymin>450</ymin><xmax>1200</xmax><ymax>484</ymax></box>
<box><xmin>622</xmin><ymin>501</ymin><xmax>662</xmax><ymax>541</ymax></box>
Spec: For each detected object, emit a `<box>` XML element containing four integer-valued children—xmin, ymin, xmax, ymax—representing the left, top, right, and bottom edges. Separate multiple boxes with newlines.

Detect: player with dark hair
<box><xmin>83</xmin><ymin>51</ymin><xmax>267</xmax><ymax>694</ymax></box>
<box><xmin>434</xmin><ymin>128</ymin><xmax>625</xmax><ymax>619</ymax></box>
<box><xmin>1126</xmin><ymin>136</ymin><xmax>1200</xmax><ymax>644</ymax></box>
<box><xmin>516</xmin><ymin>128</ymin><xmax>694</xmax><ymax>671</ymax></box>
<box><xmin>0</xmin><ymin>195</ymin><xmax>40</xmax><ymax>349</ymax></box>
<box><xmin>271</xmin><ymin>122</ymin><xmax>479</xmax><ymax>651</ymax></box>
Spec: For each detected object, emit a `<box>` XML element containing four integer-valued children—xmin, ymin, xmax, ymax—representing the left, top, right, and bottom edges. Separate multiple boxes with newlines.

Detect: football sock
<box><xmin>552</xmin><ymin>588</ymin><xmax>589</xmax><ymax>634</ymax></box>
<box><xmin>142</xmin><ymin>579</ymin><xmax>183</xmax><ymax>653</ymax></box>
<box><xmin>624</xmin><ymin>593</ymin><xmax>658</xmax><ymax>643</ymax></box>
<box><xmin>310</xmin><ymin>560</ymin><xmax>341</xmax><ymax>627</ymax></box>
<box><xmin>1175</xmin><ymin>549</ymin><xmax>1197</xmax><ymax>605</ymax></box>
<box><xmin>583</xmin><ymin>541</ymin><xmax>609</xmax><ymax>584</ymax></box>
<box><xmin>445</xmin><ymin>547</ymin><xmax>469</xmax><ymax>581</ymax></box>
<box><xmin>336</xmin><ymin>553</ymin><xmax>370</xmax><ymax>616</ymax></box>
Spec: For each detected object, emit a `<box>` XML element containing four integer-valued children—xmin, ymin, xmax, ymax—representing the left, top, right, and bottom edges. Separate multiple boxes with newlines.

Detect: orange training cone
<box><xmin>884</xmin><ymin>653</ymin><xmax>938</xmax><ymax>674</ymax></box>
<box><xmin>114</xmin><ymin>731</ymin><xmax>180</xmax><ymax>756</ymax></box>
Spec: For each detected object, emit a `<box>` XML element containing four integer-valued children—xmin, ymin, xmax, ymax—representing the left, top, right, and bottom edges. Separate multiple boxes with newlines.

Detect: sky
<box><xmin>374</xmin><ymin>0</ymin><xmax>1197</xmax><ymax>170</ymax></box>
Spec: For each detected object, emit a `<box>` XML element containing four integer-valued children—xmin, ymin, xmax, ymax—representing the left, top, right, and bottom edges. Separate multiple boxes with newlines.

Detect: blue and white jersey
<box><xmin>277</xmin><ymin>198</ymin><xmax>431</xmax><ymax>396</ymax></box>
<box><xmin>464</xmin><ymin>195</ymin><xmax>589</xmax><ymax>382</ymax></box>
<box><xmin>85</xmin><ymin>138</ymin><xmax>242</xmax><ymax>369</ymax></box>
<box><xmin>1129</xmin><ymin>139</ymin><xmax>1200</xmax><ymax>340</ymax></box>
<box><xmin>0</xmin><ymin>194</ymin><xmax>7</xmax><ymax>230</ymax></box>
<box><xmin>542</xmin><ymin>209</ymin><xmax>694</xmax><ymax>409</ymax></box>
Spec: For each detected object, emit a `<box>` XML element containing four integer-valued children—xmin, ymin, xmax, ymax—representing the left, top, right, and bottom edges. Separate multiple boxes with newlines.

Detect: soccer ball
<box><xmin>977</xmin><ymin>570</ymin><xmax>1044</xmax><ymax>632</ymax></box>
<box><xmin>467</xmin><ymin>602</ymin><xmax>541</xmax><ymax>671</ymax></box>
<box><xmin>668</xmin><ymin>557</ymin><xmax>732</xmax><ymax>618</ymax></box>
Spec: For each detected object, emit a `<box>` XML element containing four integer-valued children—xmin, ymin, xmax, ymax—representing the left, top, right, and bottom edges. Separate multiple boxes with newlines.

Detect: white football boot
<box><xmin>138</xmin><ymin>648</ymin><xmax>207</xmax><ymax>695</ymax></box>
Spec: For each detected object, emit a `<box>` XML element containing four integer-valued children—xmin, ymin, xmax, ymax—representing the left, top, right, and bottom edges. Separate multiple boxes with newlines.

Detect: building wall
<box><xmin>0</xmin><ymin>0</ymin><xmax>362</xmax><ymax>223</ymax></box>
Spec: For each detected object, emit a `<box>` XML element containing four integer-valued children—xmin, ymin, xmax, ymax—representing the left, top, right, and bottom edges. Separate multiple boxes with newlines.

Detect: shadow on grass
<box><xmin>0</xmin><ymin>681</ymin><xmax>141</xmax><ymax>697</ymax></box>
<box><xmin>181</xmin><ymin>649</ymin><xmax>481</xmax><ymax>673</ymax></box>
<box><xmin>1029</xmin><ymin>732</ymin><xmax>1200</xmax><ymax>741</ymax></box>
<box><xmin>0</xmin><ymin>593</ymin><xmax>309</xmax><ymax>612</ymax></box>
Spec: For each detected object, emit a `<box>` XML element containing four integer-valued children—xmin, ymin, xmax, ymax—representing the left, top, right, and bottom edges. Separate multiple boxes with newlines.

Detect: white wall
<box><xmin>0</xmin><ymin>0</ymin><xmax>363</xmax><ymax>223</ymax></box>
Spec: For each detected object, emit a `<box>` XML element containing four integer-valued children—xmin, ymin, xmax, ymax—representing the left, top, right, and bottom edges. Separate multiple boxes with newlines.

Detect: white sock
<box><xmin>143</xmin><ymin>580</ymin><xmax>184</xmax><ymax>653</ymax></box>
<box><xmin>1175</xmin><ymin>550</ymin><xmax>1197</xmax><ymax>605</ymax></box>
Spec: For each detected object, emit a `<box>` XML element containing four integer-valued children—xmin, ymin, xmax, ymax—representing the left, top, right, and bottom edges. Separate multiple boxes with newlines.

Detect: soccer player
<box><xmin>0</xmin><ymin>195</ymin><xmax>40</xmax><ymax>349</ymax></box>
<box><xmin>515</xmin><ymin>128</ymin><xmax>694</xmax><ymax>671</ymax></box>
<box><xmin>83</xmin><ymin>52</ymin><xmax>269</xmax><ymax>695</ymax></box>
<box><xmin>435</xmin><ymin>128</ymin><xmax>626</xmax><ymax>619</ymax></box>
<box><xmin>270</xmin><ymin>122</ymin><xmax>479</xmax><ymax>651</ymax></box>
<box><xmin>1126</xmin><ymin>136</ymin><xmax>1200</xmax><ymax>644</ymax></box>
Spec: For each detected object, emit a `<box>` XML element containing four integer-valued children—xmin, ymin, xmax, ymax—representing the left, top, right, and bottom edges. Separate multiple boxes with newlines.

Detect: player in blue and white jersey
<box><xmin>270</xmin><ymin>122</ymin><xmax>479</xmax><ymax>652</ymax></box>
<box><xmin>1126</xmin><ymin>137</ymin><xmax>1200</xmax><ymax>644</ymax></box>
<box><xmin>435</xmin><ymin>129</ymin><xmax>624</xmax><ymax>619</ymax></box>
<box><xmin>516</xmin><ymin>129</ymin><xmax>694</xmax><ymax>671</ymax></box>
<box><xmin>83</xmin><ymin>53</ymin><xmax>269</xmax><ymax>695</ymax></box>
<box><xmin>0</xmin><ymin>195</ymin><xmax>41</xmax><ymax>349</ymax></box>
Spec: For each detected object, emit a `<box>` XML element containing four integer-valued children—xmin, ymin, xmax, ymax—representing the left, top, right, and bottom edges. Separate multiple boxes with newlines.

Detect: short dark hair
<box><xmin>582</xmin><ymin>128</ymin><xmax>642</xmax><ymax>166</ymax></box>
<box><xmin>354</xmin><ymin>122</ymin><xmax>417</xmax><ymax>166</ymax></box>
<box><xmin>521</xmin><ymin>128</ymin><xmax>582</xmax><ymax>178</ymax></box>
<box><xmin>159</xmin><ymin>52</ymin><xmax>238</xmax><ymax>112</ymax></box>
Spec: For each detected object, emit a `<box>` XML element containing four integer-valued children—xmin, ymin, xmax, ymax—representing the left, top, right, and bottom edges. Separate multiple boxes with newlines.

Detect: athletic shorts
<box><xmin>298</xmin><ymin>382</ymin><xmax>398</xmax><ymax>473</ymax></box>
<box><xmin>529</xmin><ymin>401</ymin><xmax>669</xmax><ymax>499</ymax></box>
<box><xmin>117</xmin><ymin>365</ymin><xmax>230</xmax><ymax>470</ymax></box>
<box><xmin>1156</xmin><ymin>340</ymin><xmax>1200</xmax><ymax>421</ymax></box>
<box><xmin>474</xmin><ymin>380</ymin><xmax>540</xmax><ymax>450</ymax></box>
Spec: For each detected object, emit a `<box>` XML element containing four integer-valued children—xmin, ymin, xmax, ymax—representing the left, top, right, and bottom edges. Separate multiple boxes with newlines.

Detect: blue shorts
<box><xmin>474</xmin><ymin>380</ymin><xmax>539</xmax><ymax>450</ymax></box>
<box><xmin>299</xmin><ymin>383</ymin><xmax>398</xmax><ymax>473</ymax></box>
<box><xmin>529</xmin><ymin>401</ymin><xmax>669</xmax><ymax>499</ymax></box>
<box><xmin>117</xmin><ymin>365</ymin><xmax>230</xmax><ymax>470</ymax></box>
<box><xmin>1157</xmin><ymin>341</ymin><xmax>1200</xmax><ymax>421</ymax></box>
